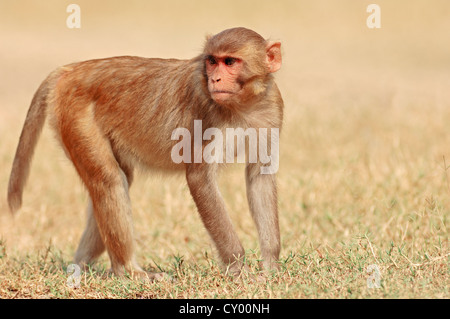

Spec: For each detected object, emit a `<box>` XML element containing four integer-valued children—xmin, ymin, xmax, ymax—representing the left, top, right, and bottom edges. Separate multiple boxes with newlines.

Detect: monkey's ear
<box><xmin>265</xmin><ymin>41</ymin><xmax>282</xmax><ymax>73</ymax></box>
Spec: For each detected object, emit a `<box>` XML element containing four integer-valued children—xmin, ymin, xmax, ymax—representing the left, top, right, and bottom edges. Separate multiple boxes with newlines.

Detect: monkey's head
<box><xmin>203</xmin><ymin>27</ymin><xmax>282</xmax><ymax>108</ymax></box>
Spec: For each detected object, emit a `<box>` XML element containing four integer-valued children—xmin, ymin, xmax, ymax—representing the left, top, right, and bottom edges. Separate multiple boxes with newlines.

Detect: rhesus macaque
<box><xmin>7</xmin><ymin>27</ymin><xmax>283</xmax><ymax>280</ymax></box>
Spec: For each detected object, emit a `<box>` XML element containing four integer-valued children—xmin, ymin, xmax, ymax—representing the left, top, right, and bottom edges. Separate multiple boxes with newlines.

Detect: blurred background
<box><xmin>1</xmin><ymin>0</ymin><xmax>448</xmax><ymax>120</ymax></box>
<box><xmin>0</xmin><ymin>1</ymin><xmax>449</xmax><ymax>267</ymax></box>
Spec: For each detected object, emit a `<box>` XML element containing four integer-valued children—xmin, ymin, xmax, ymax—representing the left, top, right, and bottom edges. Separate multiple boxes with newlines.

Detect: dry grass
<box><xmin>0</xmin><ymin>0</ymin><xmax>448</xmax><ymax>299</ymax></box>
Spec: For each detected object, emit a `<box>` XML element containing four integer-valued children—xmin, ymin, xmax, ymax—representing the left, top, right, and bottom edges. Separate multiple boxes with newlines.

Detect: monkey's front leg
<box><xmin>186</xmin><ymin>163</ymin><xmax>245</xmax><ymax>275</ymax></box>
<box><xmin>245</xmin><ymin>163</ymin><xmax>281</xmax><ymax>271</ymax></box>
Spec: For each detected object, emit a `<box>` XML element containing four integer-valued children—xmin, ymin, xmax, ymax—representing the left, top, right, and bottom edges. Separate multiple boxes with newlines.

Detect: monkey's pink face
<box><xmin>205</xmin><ymin>55</ymin><xmax>244</xmax><ymax>105</ymax></box>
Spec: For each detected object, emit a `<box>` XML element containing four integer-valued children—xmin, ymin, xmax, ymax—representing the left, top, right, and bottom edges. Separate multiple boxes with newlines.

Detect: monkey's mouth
<box><xmin>211</xmin><ymin>91</ymin><xmax>235</xmax><ymax>101</ymax></box>
<box><xmin>212</xmin><ymin>90</ymin><xmax>234</xmax><ymax>95</ymax></box>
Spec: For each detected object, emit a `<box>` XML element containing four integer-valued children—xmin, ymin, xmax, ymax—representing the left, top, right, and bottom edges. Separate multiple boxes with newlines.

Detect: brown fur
<box><xmin>7</xmin><ymin>27</ymin><xmax>284</xmax><ymax>279</ymax></box>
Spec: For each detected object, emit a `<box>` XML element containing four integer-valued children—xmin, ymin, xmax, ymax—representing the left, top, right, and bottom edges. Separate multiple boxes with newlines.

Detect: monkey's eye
<box><xmin>207</xmin><ymin>56</ymin><xmax>217</xmax><ymax>65</ymax></box>
<box><xmin>224</xmin><ymin>57</ymin><xmax>237</xmax><ymax>66</ymax></box>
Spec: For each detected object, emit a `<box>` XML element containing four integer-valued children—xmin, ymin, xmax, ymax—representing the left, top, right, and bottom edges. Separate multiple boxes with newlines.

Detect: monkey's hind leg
<box><xmin>61</xmin><ymin>105</ymin><xmax>162</xmax><ymax>281</ymax></box>
<box><xmin>74</xmin><ymin>198</ymin><xmax>106</xmax><ymax>269</ymax></box>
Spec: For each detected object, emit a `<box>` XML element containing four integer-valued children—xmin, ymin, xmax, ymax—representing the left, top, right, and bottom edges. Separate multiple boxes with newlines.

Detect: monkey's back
<box><xmin>48</xmin><ymin>56</ymin><xmax>204</xmax><ymax>172</ymax></box>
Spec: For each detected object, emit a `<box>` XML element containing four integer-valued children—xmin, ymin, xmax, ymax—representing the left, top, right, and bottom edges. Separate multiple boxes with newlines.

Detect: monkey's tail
<box><xmin>7</xmin><ymin>74</ymin><xmax>55</xmax><ymax>214</ymax></box>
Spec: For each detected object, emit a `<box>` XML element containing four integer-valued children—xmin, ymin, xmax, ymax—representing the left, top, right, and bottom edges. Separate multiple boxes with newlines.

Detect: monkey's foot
<box><xmin>225</xmin><ymin>262</ymin><xmax>280</xmax><ymax>283</ymax></box>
